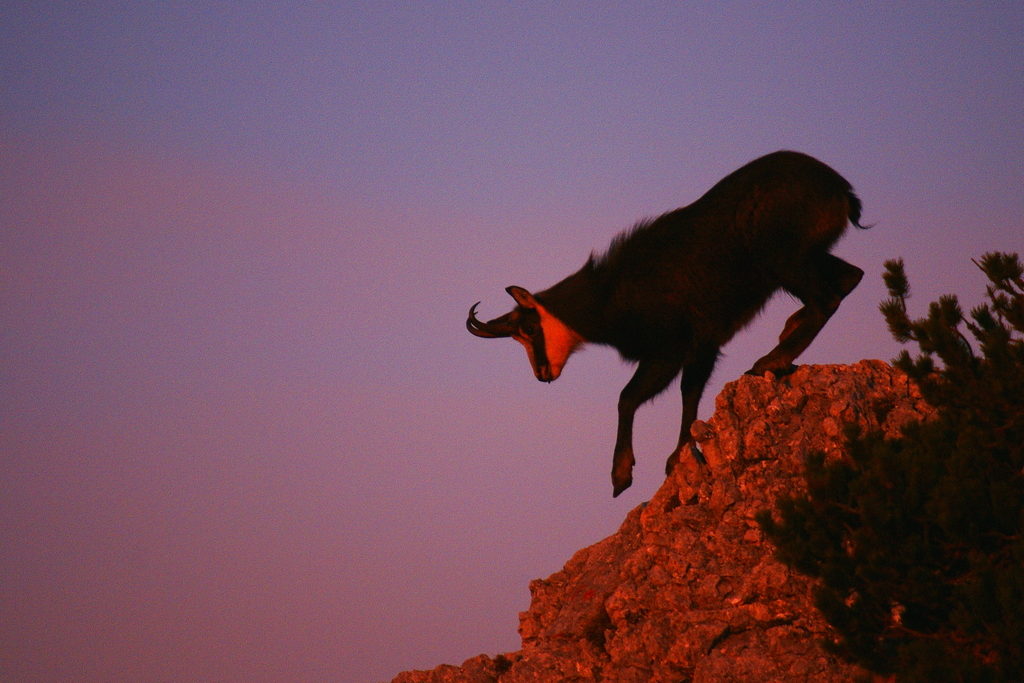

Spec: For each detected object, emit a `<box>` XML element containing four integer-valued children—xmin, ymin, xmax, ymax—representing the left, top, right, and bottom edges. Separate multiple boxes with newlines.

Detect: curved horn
<box><xmin>466</xmin><ymin>303</ymin><xmax>513</xmax><ymax>338</ymax></box>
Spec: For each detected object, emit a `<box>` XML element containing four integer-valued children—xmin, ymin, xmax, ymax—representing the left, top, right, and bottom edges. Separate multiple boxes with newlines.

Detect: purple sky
<box><xmin>2</xmin><ymin>3</ymin><xmax>1022</xmax><ymax>682</ymax></box>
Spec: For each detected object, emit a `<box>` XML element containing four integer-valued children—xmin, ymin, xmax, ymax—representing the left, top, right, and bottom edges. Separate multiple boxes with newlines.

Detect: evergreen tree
<box><xmin>758</xmin><ymin>252</ymin><xmax>1024</xmax><ymax>682</ymax></box>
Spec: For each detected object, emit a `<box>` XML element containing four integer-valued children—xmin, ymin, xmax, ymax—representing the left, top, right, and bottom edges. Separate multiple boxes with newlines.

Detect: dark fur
<box><xmin>476</xmin><ymin>151</ymin><xmax>866</xmax><ymax>496</ymax></box>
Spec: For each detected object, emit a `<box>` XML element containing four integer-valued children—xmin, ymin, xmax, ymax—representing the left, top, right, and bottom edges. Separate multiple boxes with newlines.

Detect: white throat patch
<box><xmin>535</xmin><ymin>302</ymin><xmax>584</xmax><ymax>380</ymax></box>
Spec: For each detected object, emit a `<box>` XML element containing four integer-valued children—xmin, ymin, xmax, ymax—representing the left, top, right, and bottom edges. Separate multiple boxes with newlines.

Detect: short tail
<box><xmin>847</xmin><ymin>190</ymin><xmax>870</xmax><ymax>229</ymax></box>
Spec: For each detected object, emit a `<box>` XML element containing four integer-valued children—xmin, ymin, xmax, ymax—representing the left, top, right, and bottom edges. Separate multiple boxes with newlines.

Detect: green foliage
<box><xmin>758</xmin><ymin>252</ymin><xmax>1024</xmax><ymax>682</ymax></box>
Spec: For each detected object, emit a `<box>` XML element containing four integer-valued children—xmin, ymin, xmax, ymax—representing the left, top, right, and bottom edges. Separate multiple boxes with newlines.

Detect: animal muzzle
<box><xmin>535</xmin><ymin>364</ymin><xmax>556</xmax><ymax>382</ymax></box>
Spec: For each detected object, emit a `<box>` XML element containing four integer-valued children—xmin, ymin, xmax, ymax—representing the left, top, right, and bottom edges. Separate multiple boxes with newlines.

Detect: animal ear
<box><xmin>506</xmin><ymin>286</ymin><xmax>538</xmax><ymax>309</ymax></box>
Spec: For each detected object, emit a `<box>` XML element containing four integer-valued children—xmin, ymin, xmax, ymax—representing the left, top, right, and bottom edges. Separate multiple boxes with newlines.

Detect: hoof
<box><xmin>689</xmin><ymin>443</ymin><xmax>707</xmax><ymax>466</ymax></box>
<box><xmin>668</xmin><ymin>443</ymin><xmax>706</xmax><ymax>475</ymax></box>
<box><xmin>612</xmin><ymin>447</ymin><xmax>636</xmax><ymax>498</ymax></box>
<box><xmin>745</xmin><ymin>362</ymin><xmax>797</xmax><ymax>377</ymax></box>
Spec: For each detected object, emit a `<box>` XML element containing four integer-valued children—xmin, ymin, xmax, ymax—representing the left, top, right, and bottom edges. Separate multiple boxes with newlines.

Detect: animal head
<box><xmin>467</xmin><ymin>286</ymin><xmax>583</xmax><ymax>382</ymax></box>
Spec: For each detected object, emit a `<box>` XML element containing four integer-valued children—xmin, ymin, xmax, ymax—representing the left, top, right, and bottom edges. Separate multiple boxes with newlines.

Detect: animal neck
<box><xmin>535</xmin><ymin>260</ymin><xmax>607</xmax><ymax>343</ymax></box>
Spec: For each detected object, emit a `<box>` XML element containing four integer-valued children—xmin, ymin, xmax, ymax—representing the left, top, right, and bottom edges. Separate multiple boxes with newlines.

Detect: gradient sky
<box><xmin>2</xmin><ymin>3</ymin><xmax>1022</xmax><ymax>682</ymax></box>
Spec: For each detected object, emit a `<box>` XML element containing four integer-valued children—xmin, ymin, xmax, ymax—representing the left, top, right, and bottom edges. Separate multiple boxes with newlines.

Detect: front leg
<box><xmin>612</xmin><ymin>358</ymin><xmax>682</xmax><ymax>497</ymax></box>
<box><xmin>665</xmin><ymin>347</ymin><xmax>718</xmax><ymax>476</ymax></box>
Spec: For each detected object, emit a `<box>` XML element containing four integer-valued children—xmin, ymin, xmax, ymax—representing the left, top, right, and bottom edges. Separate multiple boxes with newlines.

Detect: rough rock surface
<box><xmin>388</xmin><ymin>361</ymin><xmax>934</xmax><ymax>683</ymax></box>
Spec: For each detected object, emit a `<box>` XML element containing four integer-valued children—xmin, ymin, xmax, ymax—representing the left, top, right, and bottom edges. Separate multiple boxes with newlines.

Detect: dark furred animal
<box><xmin>467</xmin><ymin>151</ymin><xmax>867</xmax><ymax>497</ymax></box>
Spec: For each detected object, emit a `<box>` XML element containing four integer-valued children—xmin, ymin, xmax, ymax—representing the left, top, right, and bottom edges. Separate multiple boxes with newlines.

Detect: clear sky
<box><xmin>2</xmin><ymin>2</ymin><xmax>1021</xmax><ymax>682</ymax></box>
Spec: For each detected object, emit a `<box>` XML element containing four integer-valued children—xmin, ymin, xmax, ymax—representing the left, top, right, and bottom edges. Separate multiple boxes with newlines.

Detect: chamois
<box><xmin>467</xmin><ymin>150</ymin><xmax>867</xmax><ymax>497</ymax></box>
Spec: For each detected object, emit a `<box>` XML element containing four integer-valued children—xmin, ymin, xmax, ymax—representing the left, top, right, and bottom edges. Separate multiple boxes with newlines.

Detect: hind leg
<box><xmin>747</xmin><ymin>254</ymin><xmax>863</xmax><ymax>376</ymax></box>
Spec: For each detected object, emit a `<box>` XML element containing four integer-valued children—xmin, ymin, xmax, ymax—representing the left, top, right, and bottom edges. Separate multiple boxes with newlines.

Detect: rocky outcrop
<box><xmin>389</xmin><ymin>361</ymin><xmax>934</xmax><ymax>683</ymax></box>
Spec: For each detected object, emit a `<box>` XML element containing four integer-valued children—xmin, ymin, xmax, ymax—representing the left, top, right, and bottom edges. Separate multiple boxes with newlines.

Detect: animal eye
<box><xmin>523</xmin><ymin>325</ymin><xmax>536</xmax><ymax>335</ymax></box>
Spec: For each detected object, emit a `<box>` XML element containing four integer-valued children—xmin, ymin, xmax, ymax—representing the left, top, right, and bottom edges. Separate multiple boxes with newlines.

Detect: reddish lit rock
<box><xmin>387</xmin><ymin>361</ymin><xmax>933</xmax><ymax>683</ymax></box>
